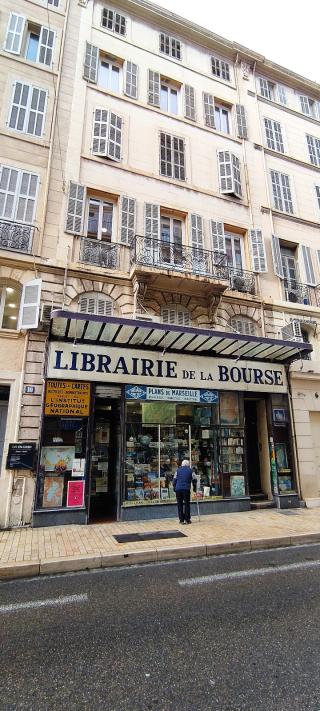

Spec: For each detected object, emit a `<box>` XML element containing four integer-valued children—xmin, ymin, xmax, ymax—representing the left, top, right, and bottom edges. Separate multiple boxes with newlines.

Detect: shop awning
<box><xmin>49</xmin><ymin>311</ymin><xmax>312</xmax><ymax>364</ymax></box>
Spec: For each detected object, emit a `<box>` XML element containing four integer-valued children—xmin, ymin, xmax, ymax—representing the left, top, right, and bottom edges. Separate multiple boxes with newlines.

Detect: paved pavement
<box><xmin>1</xmin><ymin>507</ymin><xmax>320</xmax><ymax>579</ymax></box>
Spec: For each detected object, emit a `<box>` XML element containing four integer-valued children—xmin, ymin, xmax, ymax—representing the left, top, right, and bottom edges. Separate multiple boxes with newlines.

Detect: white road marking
<box><xmin>178</xmin><ymin>559</ymin><xmax>320</xmax><ymax>586</ymax></box>
<box><xmin>0</xmin><ymin>593</ymin><xmax>88</xmax><ymax>613</ymax></box>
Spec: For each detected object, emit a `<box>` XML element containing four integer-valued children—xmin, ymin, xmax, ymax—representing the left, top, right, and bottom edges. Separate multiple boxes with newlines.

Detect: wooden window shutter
<box><xmin>184</xmin><ymin>85</ymin><xmax>196</xmax><ymax>121</ymax></box>
<box><xmin>190</xmin><ymin>214</ymin><xmax>203</xmax><ymax>247</ymax></box>
<box><xmin>210</xmin><ymin>220</ymin><xmax>225</xmax><ymax>253</ymax></box>
<box><xmin>83</xmin><ymin>42</ymin><xmax>98</xmax><ymax>83</ymax></box>
<box><xmin>301</xmin><ymin>245</ymin><xmax>316</xmax><ymax>286</ymax></box>
<box><xmin>145</xmin><ymin>203</ymin><xmax>160</xmax><ymax>240</ymax></box>
<box><xmin>18</xmin><ymin>278</ymin><xmax>42</xmax><ymax>329</ymax></box>
<box><xmin>218</xmin><ymin>151</ymin><xmax>233</xmax><ymax>193</ymax></box>
<box><xmin>65</xmin><ymin>181</ymin><xmax>86</xmax><ymax>235</ymax></box>
<box><xmin>38</xmin><ymin>27</ymin><xmax>55</xmax><ymax>67</ymax></box>
<box><xmin>16</xmin><ymin>171</ymin><xmax>38</xmax><ymax>223</ymax></box>
<box><xmin>249</xmin><ymin>229</ymin><xmax>267</xmax><ymax>273</ymax></box>
<box><xmin>124</xmin><ymin>61</ymin><xmax>138</xmax><ymax>99</ymax></box>
<box><xmin>236</xmin><ymin>105</ymin><xmax>248</xmax><ymax>139</ymax></box>
<box><xmin>121</xmin><ymin>196</ymin><xmax>136</xmax><ymax>243</ymax></box>
<box><xmin>92</xmin><ymin>108</ymin><xmax>108</xmax><ymax>156</ymax></box>
<box><xmin>203</xmin><ymin>93</ymin><xmax>215</xmax><ymax>128</ymax></box>
<box><xmin>107</xmin><ymin>112</ymin><xmax>122</xmax><ymax>161</ymax></box>
<box><xmin>4</xmin><ymin>13</ymin><xmax>26</xmax><ymax>54</ymax></box>
<box><xmin>148</xmin><ymin>70</ymin><xmax>160</xmax><ymax>107</ymax></box>
<box><xmin>271</xmin><ymin>234</ymin><xmax>284</xmax><ymax>279</ymax></box>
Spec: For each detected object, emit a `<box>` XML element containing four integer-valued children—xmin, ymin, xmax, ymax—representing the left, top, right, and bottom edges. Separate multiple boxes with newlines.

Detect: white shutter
<box><xmin>27</xmin><ymin>88</ymin><xmax>47</xmax><ymax>137</ymax></box>
<box><xmin>190</xmin><ymin>214</ymin><xmax>203</xmax><ymax>247</ymax></box>
<box><xmin>301</xmin><ymin>245</ymin><xmax>316</xmax><ymax>286</ymax></box>
<box><xmin>92</xmin><ymin>108</ymin><xmax>108</xmax><ymax>155</ymax></box>
<box><xmin>16</xmin><ymin>172</ymin><xmax>38</xmax><ymax>222</ymax></box>
<box><xmin>281</xmin><ymin>321</ymin><xmax>303</xmax><ymax>342</ymax></box>
<box><xmin>65</xmin><ymin>181</ymin><xmax>86</xmax><ymax>235</ymax></box>
<box><xmin>97</xmin><ymin>298</ymin><xmax>113</xmax><ymax>316</ymax></box>
<box><xmin>218</xmin><ymin>151</ymin><xmax>233</xmax><ymax>193</ymax></box>
<box><xmin>8</xmin><ymin>82</ymin><xmax>30</xmax><ymax>132</ymax></box>
<box><xmin>184</xmin><ymin>85</ymin><xmax>196</xmax><ymax>121</ymax></box>
<box><xmin>107</xmin><ymin>112</ymin><xmax>122</xmax><ymax>161</ymax></box>
<box><xmin>0</xmin><ymin>166</ymin><xmax>19</xmax><ymax>219</ymax></box>
<box><xmin>4</xmin><ymin>13</ymin><xmax>26</xmax><ymax>54</ymax></box>
<box><xmin>83</xmin><ymin>43</ymin><xmax>98</xmax><ymax>84</ymax></box>
<box><xmin>162</xmin><ymin>308</ymin><xmax>176</xmax><ymax>324</ymax></box>
<box><xmin>236</xmin><ymin>105</ymin><xmax>248</xmax><ymax>139</ymax></box>
<box><xmin>203</xmin><ymin>93</ymin><xmax>215</xmax><ymax>128</ymax></box>
<box><xmin>210</xmin><ymin>220</ymin><xmax>225</xmax><ymax>253</ymax></box>
<box><xmin>271</xmin><ymin>234</ymin><xmax>284</xmax><ymax>279</ymax></box>
<box><xmin>249</xmin><ymin>229</ymin><xmax>267</xmax><ymax>273</ymax></box>
<box><xmin>124</xmin><ymin>61</ymin><xmax>138</xmax><ymax>99</ymax></box>
<box><xmin>38</xmin><ymin>27</ymin><xmax>55</xmax><ymax>67</ymax></box>
<box><xmin>148</xmin><ymin>70</ymin><xmax>160</xmax><ymax>107</ymax></box>
<box><xmin>18</xmin><ymin>278</ymin><xmax>42</xmax><ymax>330</ymax></box>
<box><xmin>145</xmin><ymin>203</ymin><xmax>160</xmax><ymax>239</ymax></box>
<box><xmin>120</xmin><ymin>196</ymin><xmax>136</xmax><ymax>243</ymax></box>
<box><xmin>232</xmin><ymin>154</ymin><xmax>242</xmax><ymax>198</ymax></box>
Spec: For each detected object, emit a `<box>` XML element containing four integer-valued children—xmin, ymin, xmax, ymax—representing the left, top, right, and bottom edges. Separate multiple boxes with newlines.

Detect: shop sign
<box><xmin>44</xmin><ymin>380</ymin><xmax>90</xmax><ymax>416</ymax></box>
<box><xmin>6</xmin><ymin>443</ymin><xmax>37</xmax><ymax>470</ymax></box>
<box><xmin>47</xmin><ymin>343</ymin><xmax>287</xmax><ymax>394</ymax></box>
<box><xmin>125</xmin><ymin>385</ymin><xmax>219</xmax><ymax>403</ymax></box>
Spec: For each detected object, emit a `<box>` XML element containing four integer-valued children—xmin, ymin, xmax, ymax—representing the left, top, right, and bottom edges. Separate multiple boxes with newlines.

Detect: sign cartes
<box><xmin>45</xmin><ymin>380</ymin><xmax>90</xmax><ymax>416</ymax></box>
<box><xmin>6</xmin><ymin>443</ymin><xmax>37</xmax><ymax>471</ymax></box>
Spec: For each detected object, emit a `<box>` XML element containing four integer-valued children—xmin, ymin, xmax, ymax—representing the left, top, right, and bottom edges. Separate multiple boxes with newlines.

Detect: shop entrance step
<box><xmin>113</xmin><ymin>530</ymin><xmax>187</xmax><ymax>543</ymax></box>
<box><xmin>250</xmin><ymin>499</ymin><xmax>276</xmax><ymax>510</ymax></box>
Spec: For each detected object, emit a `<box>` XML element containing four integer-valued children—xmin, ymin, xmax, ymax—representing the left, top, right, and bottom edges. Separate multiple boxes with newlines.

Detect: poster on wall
<box><xmin>43</xmin><ymin>476</ymin><xmax>64</xmax><ymax>508</ymax></box>
<box><xmin>41</xmin><ymin>446</ymin><xmax>75</xmax><ymax>473</ymax></box>
<box><xmin>67</xmin><ymin>480</ymin><xmax>85</xmax><ymax>508</ymax></box>
<box><xmin>220</xmin><ymin>392</ymin><xmax>239</xmax><ymax>425</ymax></box>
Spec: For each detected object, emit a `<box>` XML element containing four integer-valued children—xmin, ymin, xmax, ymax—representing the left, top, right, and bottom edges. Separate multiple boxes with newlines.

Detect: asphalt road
<box><xmin>1</xmin><ymin>544</ymin><xmax>320</xmax><ymax>711</ymax></box>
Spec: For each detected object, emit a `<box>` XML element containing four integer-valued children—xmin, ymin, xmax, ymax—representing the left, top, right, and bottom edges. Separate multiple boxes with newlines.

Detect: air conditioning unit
<box><xmin>133</xmin><ymin>312</ymin><xmax>160</xmax><ymax>323</ymax></box>
<box><xmin>40</xmin><ymin>304</ymin><xmax>53</xmax><ymax>324</ymax></box>
<box><xmin>281</xmin><ymin>320</ymin><xmax>303</xmax><ymax>343</ymax></box>
<box><xmin>230</xmin><ymin>274</ymin><xmax>247</xmax><ymax>292</ymax></box>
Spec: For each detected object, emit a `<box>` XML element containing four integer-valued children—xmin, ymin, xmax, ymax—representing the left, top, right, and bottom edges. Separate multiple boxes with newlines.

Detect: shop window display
<box><xmin>271</xmin><ymin>394</ymin><xmax>295</xmax><ymax>492</ymax></box>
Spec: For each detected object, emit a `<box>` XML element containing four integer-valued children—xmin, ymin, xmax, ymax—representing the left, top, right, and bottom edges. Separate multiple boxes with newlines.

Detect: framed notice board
<box><xmin>6</xmin><ymin>443</ymin><xmax>37</xmax><ymax>470</ymax></box>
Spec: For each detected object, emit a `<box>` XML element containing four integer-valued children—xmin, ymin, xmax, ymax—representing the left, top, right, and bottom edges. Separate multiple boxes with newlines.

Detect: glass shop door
<box><xmin>89</xmin><ymin>397</ymin><xmax>118</xmax><ymax>522</ymax></box>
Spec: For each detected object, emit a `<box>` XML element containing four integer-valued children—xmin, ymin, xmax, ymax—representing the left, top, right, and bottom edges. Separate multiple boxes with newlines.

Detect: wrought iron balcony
<box><xmin>80</xmin><ymin>237</ymin><xmax>119</xmax><ymax>269</ymax></box>
<box><xmin>0</xmin><ymin>220</ymin><xmax>33</xmax><ymax>253</ymax></box>
<box><xmin>130</xmin><ymin>235</ymin><xmax>229</xmax><ymax>281</ymax></box>
<box><xmin>229</xmin><ymin>267</ymin><xmax>256</xmax><ymax>295</ymax></box>
<box><xmin>283</xmin><ymin>279</ymin><xmax>314</xmax><ymax>306</ymax></box>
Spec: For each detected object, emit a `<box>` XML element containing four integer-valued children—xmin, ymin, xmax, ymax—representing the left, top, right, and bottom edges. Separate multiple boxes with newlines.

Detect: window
<box><xmin>259</xmin><ymin>78</ymin><xmax>274</xmax><ymax>100</ymax></box>
<box><xmin>0</xmin><ymin>166</ymin><xmax>39</xmax><ymax>223</ymax></box>
<box><xmin>161</xmin><ymin>305</ymin><xmax>190</xmax><ymax>326</ymax></box>
<box><xmin>92</xmin><ymin>109</ymin><xmax>122</xmax><ymax>161</ymax></box>
<box><xmin>270</xmin><ymin>170</ymin><xmax>293</xmax><ymax>214</ymax></box>
<box><xmin>300</xmin><ymin>95</ymin><xmax>316</xmax><ymax>117</ymax></box>
<box><xmin>86</xmin><ymin>198</ymin><xmax>113</xmax><ymax>242</ymax></box>
<box><xmin>159</xmin><ymin>215</ymin><xmax>183</xmax><ymax>266</ymax></box>
<box><xmin>101</xmin><ymin>7</ymin><xmax>126</xmax><ymax>35</ymax></box>
<box><xmin>8</xmin><ymin>82</ymin><xmax>47</xmax><ymax>137</ymax></box>
<box><xmin>0</xmin><ymin>284</ymin><xmax>21</xmax><ymax>330</ymax></box>
<box><xmin>281</xmin><ymin>246</ymin><xmax>299</xmax><ymax>282</ymax></box>
<box><xmin>231</xmin><ymin>317</ymin><xmax>256</xmax><ymax>336</ymax></box>
<box><xmin>79</xmin><ymin>292</ymin><xmax>113</xmax><ymax>316</ymax></box>
<box><xmin>225</xmin><ymin>232</ymin><xmax>244</xmax><ymax>270</ymax></box>
<box><xmin>98</xmin><ymin>58</ymin><xmax>121</xmax><ymax>92</ymax></box>
<box><xmin>159</xmin><ymin>33</ymin><xmax>181</xmax><ymax>60</ymax></box>
<box><xmin>215</xmin><ymin>104</ymin><xmax>230</xmax><ymax>134</ymax></box>
<box><xmin>211</xmin><ymin>56</ymin><xmax>230</xmax><ymax>82</ymax></box>
<box><xmin>306</xmin><ymin>135</ymin><xmax>320</xmax><ymax>166</ymax></box>
<box><xmin>47</xmin><ymin>0</ymin><xmax>59</xmax><ymax>6</ymax></box>
<box><xmin>316</xmin><ymin>186</ymin><xmax>320</xmax><ymax>211</ymax></box>
<box><xmin>25</xmin><ymin>24</ymin><xmax>55</xmax><ymax>67</ymax></box>
<box><xmin>160</xmin><ymin>82</ymin><xmax>179</xmax><ymax>114</ymax></box>
<box><xmin>264</xmin><ymin>118</ymin><xmax>284</xmax><ymax>153</ymax></box>
<box><xmin>203</xmin><ymin>93</ymin><xmax>215</xmax><ymax>128</ymax></box>
<box><xmin>217</xmin><ymin>151</ymin><xmax>242</xmax><ymax>198</ymax></box>
<box><xmin>277</xmin><ymin>85</ymin><xmax>287</xmax><ymax>105</ymax></box>
<box><xmin>160</xmin><ymin>133</ymin><xmax>185</xmax><ymax>180</ymax></box>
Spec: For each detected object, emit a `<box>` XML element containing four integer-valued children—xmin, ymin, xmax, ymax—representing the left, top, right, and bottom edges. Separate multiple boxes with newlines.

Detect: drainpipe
<box><xmin>286</xmin><ymin>363</ymin><xmax>303</xmax><ymax>501</ymax></box>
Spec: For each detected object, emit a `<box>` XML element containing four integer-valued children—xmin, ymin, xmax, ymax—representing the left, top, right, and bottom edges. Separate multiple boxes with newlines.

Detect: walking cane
<box><xmin>196</xmin><ymin>492</ymin><xmax>200</xmax><ymax>522</ymax></box>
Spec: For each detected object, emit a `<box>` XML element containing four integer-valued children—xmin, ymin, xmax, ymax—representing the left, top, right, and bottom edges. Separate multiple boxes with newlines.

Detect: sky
<box><xmin>149</xmin><ymin>0</ymin><xmax>320</xmax><ymax>84</ymax></box>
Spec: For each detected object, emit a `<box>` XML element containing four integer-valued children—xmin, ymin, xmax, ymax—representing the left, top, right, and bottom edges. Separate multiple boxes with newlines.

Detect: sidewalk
<box><xmin>1</xmin><ymin>508</ymin><xmax>320</xmax><ymax>580</ymax></box>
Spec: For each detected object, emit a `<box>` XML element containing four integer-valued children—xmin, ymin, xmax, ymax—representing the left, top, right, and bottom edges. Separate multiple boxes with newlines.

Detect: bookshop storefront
<box><xmin>32</xmin><ymin>313</ymin><xmax>312</xmax><ymax>527</ymax></box>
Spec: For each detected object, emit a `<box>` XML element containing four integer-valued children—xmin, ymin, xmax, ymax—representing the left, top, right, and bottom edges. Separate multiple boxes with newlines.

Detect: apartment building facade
<box><xmin>0</xmin><ymin>0</ymin><xmax>319</xmax><ymax>527</ymax></box>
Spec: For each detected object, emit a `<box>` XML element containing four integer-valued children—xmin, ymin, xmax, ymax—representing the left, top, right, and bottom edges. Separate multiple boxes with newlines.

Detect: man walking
<box><xmin>173</xmin><ymin>459</ymin><xmax>197</xmax><ymax>524</ymax></box>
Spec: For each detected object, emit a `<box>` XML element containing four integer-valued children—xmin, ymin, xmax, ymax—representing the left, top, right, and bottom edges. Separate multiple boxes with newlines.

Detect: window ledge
<box><xmin>257</xmin><ymin>94</ymin><xmax>320</xmax><ymax>126</ymax></box>
<box><xmin>0</xmin><ymin>51</ymin><xmax>58</xmax><ymax>76</ymax></box>
<box><xmin>0</xmin><ymin>329</ymin><xmax>22</xmax><ymax>339</ymax></box>
<box><xmin>24</xmin><ymin>0</ymin><xmax>65</xmax><ymax>16</ymax></box>
<box><xmin>255</xmin><ymin>143</ymin><xmax>320</xmax><ymax>173</ymax></box>
<box><xmin>0</xmin><ymin>128</ymin><xmax>50</xmax><ymax>149</ymax></box>
<box><xmin>262</xmin><ymin>206</ymin><xmax>320</xmax><ymax>229</ymax></box>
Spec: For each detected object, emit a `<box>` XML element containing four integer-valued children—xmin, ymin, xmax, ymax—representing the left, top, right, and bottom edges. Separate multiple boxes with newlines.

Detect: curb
<box><xmin>1</xmin><ymin>532</ymin><xmax>320</xmax><ymax>580</ymax></box>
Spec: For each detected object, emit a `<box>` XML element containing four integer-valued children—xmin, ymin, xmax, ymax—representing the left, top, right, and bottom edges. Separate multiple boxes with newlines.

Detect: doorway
<box><xmin>89</xmin><ymin>397</ymin><xmax>119</xmax><ymax>522</ymax></box>
<box><xmin>244</xmin><ymin>399</ymin><xmax>262</xmax><ymax>495</ymax></box>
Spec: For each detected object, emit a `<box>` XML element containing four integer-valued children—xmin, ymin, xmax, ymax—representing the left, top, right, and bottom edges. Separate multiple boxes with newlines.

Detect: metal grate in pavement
<box><xmin>113</xmin><ymin>530</ymin><xmax>187</xmax><ymax>543</ymax></box>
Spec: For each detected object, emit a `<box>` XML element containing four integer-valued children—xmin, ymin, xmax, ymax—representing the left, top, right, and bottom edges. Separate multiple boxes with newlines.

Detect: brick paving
<box><xmin>0</xmin><ymin>508</ymin><xmax>320</xmax><ymax>578</ymax></box>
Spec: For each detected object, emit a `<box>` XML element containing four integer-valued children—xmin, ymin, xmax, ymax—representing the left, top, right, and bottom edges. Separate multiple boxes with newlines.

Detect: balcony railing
<box><xmin>229</xmin><ymin>267</ymin><xmax>256</xmax><ymax>295</ymax></box>
<box><xmin>80</xmin><ymin>237</ymin><xmax>119</xmax><ymax>268</ymax></box>
<box><xmin>0</xmin><ymin>220</ymin><xmax>33</xmax><ymax>253</ymax></box>
<box><xmin>130</xmin><ymin>235</ymin><xmax>230</xmax><ymax>281</ymax></box>
<box><xmin>283</xmin><ymin>279</ymin><xmax>315</xmax><ymax>306</ymax></box>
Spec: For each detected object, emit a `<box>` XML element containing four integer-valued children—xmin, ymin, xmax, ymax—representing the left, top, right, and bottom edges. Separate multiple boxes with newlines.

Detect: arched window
<box><xmin>78</xmin><ymin>292</ymin><xmax>113</xmax><ymax>317</ymax></box>
<box><xmin>0</xmin><ymin>283</ymin><xmax>21</xmax><ymax>330</ymax></box>
<box><xmin>161</xmin><ymin>305</ymin><xmax>191</xmax><ymax>326</ymax></box>
<box><xmin>231</xmin><ymin>316</ymin><xmax>257</xmax><ymax>336</ymax></box>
